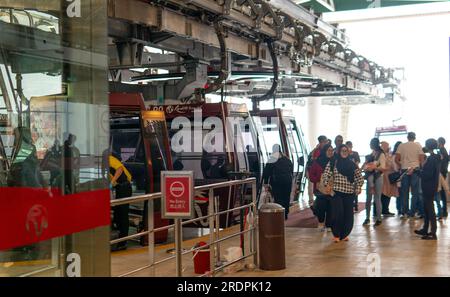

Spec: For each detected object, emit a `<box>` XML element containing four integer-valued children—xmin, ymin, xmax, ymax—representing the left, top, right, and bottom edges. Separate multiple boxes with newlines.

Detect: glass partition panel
<box><xmin>0</xmin><ymin>0</ymin><xmax>109</xmax><ymax>277</ymax></box>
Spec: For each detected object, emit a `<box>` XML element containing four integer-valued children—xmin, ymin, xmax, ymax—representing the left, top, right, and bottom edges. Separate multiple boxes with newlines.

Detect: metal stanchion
<box><xmin>214</xmin><ymin>195</ymin><xmax>222</xmax><ymax>266</ymax></box>
<box><xmin>51</xmin><ymin>238</ymin><xmax>61</xmax><ymax>276</ymax></box>
<box><xmin>148</xmin><ymin>199</ymin><xmax>155</xmax><ymax>276</ymax></box>
<box><xmin>175</xmin><ymin>218</ymin><xmax>182</xmax><ymax>277</ymax></box>
<box><xmin>252</xmin><ymin>182</ymin><xmax>258</xmax><ymax>267</ymax></box>
<box><xmin>208</xmin><ymin>189</ymin><xmax>215</xmax><ymax>275</ymax></box>
<box><xmin>240</xmin><ymin>184</ymin><xmax>245</xmax><ymax>253</ymax></box>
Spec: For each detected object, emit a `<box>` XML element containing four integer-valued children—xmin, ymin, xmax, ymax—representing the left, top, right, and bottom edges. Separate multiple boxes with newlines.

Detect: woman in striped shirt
<box><xmin>322</xmin><ymin>145</ymin><xmax>364</xmax><ymax>242</ymax></box>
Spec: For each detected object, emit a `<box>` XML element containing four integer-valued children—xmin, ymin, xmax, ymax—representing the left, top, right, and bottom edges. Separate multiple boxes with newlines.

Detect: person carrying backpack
<box><xmin>306</xmin><ymin>135</ymin><xmax>329</xmax><ymax>209</ymax></box>
<box><xmin>263</xmin><ymin>144</ymin><xmax>294</xmax><ymax>220</ymax></box>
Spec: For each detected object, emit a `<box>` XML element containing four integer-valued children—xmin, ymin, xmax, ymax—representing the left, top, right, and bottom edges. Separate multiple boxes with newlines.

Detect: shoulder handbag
<box><xmin>317</xmin><ymin>162</ymin><xmax>335</xmax><ymax>196</ymax></box>
<box><xmin>388</xmin><ymin>171</ymin><xmax>401</xmax><ymax>184</ymax></box>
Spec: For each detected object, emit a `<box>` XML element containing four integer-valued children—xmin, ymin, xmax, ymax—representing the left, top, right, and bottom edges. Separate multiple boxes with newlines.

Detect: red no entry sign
<box><xmin>161</xmin><ymin>171</ymin><xmax>194</xmax><ymax>219</ymax></box>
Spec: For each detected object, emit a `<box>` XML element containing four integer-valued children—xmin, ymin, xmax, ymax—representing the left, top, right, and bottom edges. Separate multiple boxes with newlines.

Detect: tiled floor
<box><xmin>111</xmin><ymin>202</ymin><xmax>450</xmax><ymax>277</ymax></box>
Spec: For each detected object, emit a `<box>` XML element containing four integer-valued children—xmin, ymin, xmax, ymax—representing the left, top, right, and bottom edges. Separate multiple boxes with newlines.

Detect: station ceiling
<box><xmin>296</xmin><ymin>0</ymin><xmax>447</xmax><ymax>12</ymax></box>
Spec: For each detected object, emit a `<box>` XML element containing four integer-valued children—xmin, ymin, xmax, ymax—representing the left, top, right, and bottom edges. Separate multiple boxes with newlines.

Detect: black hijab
<box><xmin>336</xmin><ymin>144</ymin><xmax>357</xmax><ymax>183</ymax></box>
<box><xmin>317</xmin><ymin>143</ymin><xmax>333</xmax><ymax>169</ymax></box>
<box><xmin>370</xmin><ymin>138</ymin><xmax>383</xmax><ymax>159</ymax></box>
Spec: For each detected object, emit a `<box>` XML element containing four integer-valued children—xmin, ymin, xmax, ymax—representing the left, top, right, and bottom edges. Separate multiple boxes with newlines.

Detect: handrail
<box><xmin>110</xmin><ymin>176</ymin><xmax>258</xmax><ymax>277</ymax></box>
<box><xmin>111</xmin><ymin>177</ymin><xmax>256</xmax><ymax>206</ymax></box>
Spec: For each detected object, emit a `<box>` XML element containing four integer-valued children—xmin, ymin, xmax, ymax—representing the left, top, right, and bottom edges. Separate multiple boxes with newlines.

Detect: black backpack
<box><xmin>272</xmin><ymin>156</ymin><xmax>293</xmax><ymax>184</ymax></box>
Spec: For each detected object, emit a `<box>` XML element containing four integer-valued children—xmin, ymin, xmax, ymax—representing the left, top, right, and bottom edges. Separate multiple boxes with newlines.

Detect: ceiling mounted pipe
<box><xmin>205</xmin><ymin>21</ymin><xmax>229</xmax><ymax>94</ymax></box>
<box><xmin>252</xmin><ymin>39</ymin><xmax>278</xmax><ymax>111</ymax></box>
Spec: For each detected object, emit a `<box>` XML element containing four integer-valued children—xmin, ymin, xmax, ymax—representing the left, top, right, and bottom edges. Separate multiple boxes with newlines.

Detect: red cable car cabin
<box><xmin>149</xmin><ymin>102</ymin><xmax>262</xmax><ymax>228</ymax></box>
<box><xmin>251</xmin><ymin>108</ymin><xmax>309</xmax><ymax>203</ymax></box>
<box><xmin>109</xmin><ymin>92</ymin><xmax>172</xmax><ymax>244</ymax></box>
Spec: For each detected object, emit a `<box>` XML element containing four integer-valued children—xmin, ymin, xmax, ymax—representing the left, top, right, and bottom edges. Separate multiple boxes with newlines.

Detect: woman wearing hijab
<box><xmin>414</xmin><ymin>139</ymin><xmax>441</xmax><ymax>240</ymax></box>
<box><xmin>321</xmin><ymin>145</ymin><xmax>364</xmax><ymax>242</ymax></box>
<box><xmin>263</xmin><ymin>144</ymin><xmax>294</xmax><ymax>220</ymax></box>
<box><xmin>362</xmin><ymin>138</ymin><xmax>387</xmax><ymax>227</ymax></box>
<box><xmin>308</xmin><ymin>143</ymin><xmax>334</xmax><ymax>231</ymax></box>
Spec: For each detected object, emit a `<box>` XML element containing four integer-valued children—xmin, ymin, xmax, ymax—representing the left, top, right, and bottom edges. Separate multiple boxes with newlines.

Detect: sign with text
<box><xmin>161</xmin><ymin>171</ymin><xmax>194</xmax><ymax>219</ymax></box>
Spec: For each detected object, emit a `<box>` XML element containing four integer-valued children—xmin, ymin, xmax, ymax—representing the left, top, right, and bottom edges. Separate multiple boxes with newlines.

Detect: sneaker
<box><xmin>414</xmin><ymin>229</ymin><xmax>427</xmax><ymax>236</ymax></box>
<box><xmin>363</xmin><ymin>219</ymin><xmax>370</xmax><ymax>226</ymax></box>
<box><xmin>437</xmin><ymin>216</ymin><xmax>443</xmax><ymax>221</ymax></box>
<box><xmin>342</xmin><ymin>237</ymin><xmax>349</xmax><ymax>241</ymax></box>
<box><xmin>421</xmin><ymin>234</ymin><xmax>437</xmax><ymax>240</ymax></box>
<box><xmin>327</xmin><ymin>227</ymin><xmax>332</xmax><ymax>232</ymax></box>
<box><xmin>374</xmin><ymin>220</ymin><xmax>382</xmax><ymax>226</ymax></box>
<box><xmin>382</xmin><ymin>212</ymin><xmax>395</xmax><ymax>217</ymax></box>
<box><xmin>400</xmin><ymin>214</ymin><xmax>407</xmax><ymax>219</ymax></box>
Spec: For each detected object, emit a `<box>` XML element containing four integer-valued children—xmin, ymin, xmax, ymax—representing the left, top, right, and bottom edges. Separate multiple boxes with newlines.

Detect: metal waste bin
<box><xmin>258</xmin><ymin>203</ymin><xmax>286</xmax><ymax>270</ymax></box>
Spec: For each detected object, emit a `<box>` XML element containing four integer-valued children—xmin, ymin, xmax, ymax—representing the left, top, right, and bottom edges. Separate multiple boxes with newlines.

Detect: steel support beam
<box><xmin>106</xmin><ymin>0</ymin><xmax>394</xmax><ymax>98</ymax></box>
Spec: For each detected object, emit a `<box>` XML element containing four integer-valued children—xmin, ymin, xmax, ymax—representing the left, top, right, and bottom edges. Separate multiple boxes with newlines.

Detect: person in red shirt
<box><xmin>306</xmin><ymin>135</ymin><xmax>329</xmax><ymax>208</ymax></box>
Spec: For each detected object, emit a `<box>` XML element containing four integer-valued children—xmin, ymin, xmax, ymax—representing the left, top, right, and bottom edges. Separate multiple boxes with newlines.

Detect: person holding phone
<box><xmin>362</xmin><ymin>138</ymin><xmax>387</xmax><ymax>227</ymax></box>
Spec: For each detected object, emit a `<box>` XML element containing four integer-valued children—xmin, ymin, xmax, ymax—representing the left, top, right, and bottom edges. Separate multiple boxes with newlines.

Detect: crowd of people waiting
<box><xmin>305</xmin><ymin>132</ymin><xmax>450</xmax><ymax>242</ymax></box>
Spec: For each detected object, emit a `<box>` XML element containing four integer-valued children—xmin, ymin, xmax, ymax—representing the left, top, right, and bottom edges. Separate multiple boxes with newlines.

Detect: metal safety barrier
<box><xmin>110</xmin><ymin>177</ymin><xmax>258</xmax><ymax>277</ymax></box>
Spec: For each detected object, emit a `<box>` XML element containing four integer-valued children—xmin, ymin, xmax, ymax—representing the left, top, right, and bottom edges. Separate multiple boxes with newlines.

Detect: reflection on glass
<box><xmin>0</xmin><ymin>134</ymin><xmax>7</xmax><ymax>185</ymax></box>
<box><xmin>7</xmin><ymin>126</ymin><xmax>43</xmax><ymax>187</ymax></box>
<box><xmin>0</xmin><ymin>1</ymin><xmax>109</xmax><ymax>276</ymax></box>
<box><xmin>143</xmin><ymin>118</ymin><xmax>168</xmax><ymax>192</ymax></box>
<box><xmin>252</xmin><ymin>116</ymin><xmax>269</xmax><ymax>165</ymax></box>
<box><xmin>110</xmin><ymin>117</ymin><xmax>148</xmax><ymax>193</ymax></box>
<box><xmin>260</xmin><ymin>118</ymin><xmax>283</xmax><ymax>159</ymax></box>
<box><xmin>168</xmin><ymin>121</ymin><xmax>227</xmax><ymax>184</ymax></box>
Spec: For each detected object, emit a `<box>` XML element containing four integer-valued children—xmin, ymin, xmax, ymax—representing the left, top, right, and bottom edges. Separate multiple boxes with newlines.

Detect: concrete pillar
<box><xmin>340</xmin><ymin>104</ymin><xmax>351</xmax><ymax>141</ymax></box>
<box><xmin>306</xmin><ymin>98</ymin><xmax>320</xmax><ymax>148</ymax></box>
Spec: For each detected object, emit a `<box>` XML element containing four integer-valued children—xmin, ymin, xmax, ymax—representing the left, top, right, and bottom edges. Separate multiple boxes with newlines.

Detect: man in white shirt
<box><xmin>395</xmin><ymin>132</ymin><xmax>425</xmax><ymax>218</ymax></box>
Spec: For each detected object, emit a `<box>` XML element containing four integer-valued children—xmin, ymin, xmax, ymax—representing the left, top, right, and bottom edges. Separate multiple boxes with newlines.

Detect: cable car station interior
<box><xmin>1</xmin><ymin>0</ymin><xmax>450</xmax><ymax>277</ymax></box>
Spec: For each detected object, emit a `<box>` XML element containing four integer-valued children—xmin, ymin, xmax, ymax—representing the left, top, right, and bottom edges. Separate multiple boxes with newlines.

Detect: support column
<box><xmin>306</xmin><ymin>98</ymin><xmax>320</xmax><ymax>147</ymax></box>
<box><xmin>340</xmin><ymin>103</ymin><xmax>351</xmax><ymax>141</ymax></box>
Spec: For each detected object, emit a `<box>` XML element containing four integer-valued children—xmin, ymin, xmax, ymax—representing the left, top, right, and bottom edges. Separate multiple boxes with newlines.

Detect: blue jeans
<box><xmin>435</xmin><ymin>193</ymin><xmax>442</xmax><ymax>217</ymax></box>
<box><xmin>400</xmin><ymin>171</ymin><xmax>422</xmax><ymax>216</ymax></box>
<box><xmin>396</xmin><ymin>193</ymin><xmax>402</xmax><ymax>215</ymax></box>
<box><xmin>366</xmin><ymin>175</ymin><xmax>383</xmax><ymax>221</ymax></box>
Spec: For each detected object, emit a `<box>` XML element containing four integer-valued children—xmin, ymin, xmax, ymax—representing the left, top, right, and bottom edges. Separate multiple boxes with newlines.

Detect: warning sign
<box><xmin>161</xmin><ymin>171</ymin><xmax>193</xmax><ymax>219</ymax></box>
